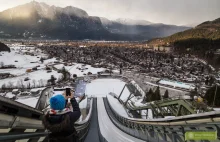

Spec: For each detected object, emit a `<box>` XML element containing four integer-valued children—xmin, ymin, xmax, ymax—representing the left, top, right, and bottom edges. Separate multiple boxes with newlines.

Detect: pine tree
<box><xmin>201</xmin><ymin>66</ymin><xmax>204</xmax><ymax>73</ymax></box>
<box><xmin>154</xmin><ymin>86</ymin><xmax>161</xmax><ymax>101</ymax></box>
<box><xmin>142</xmin><ymin>89</ymin><xmax>148</xmax><ymax>102</ymax></box>
<box><xmin>209</xmin><ymin>76</ymin><xmax>215</xmax><ymax>86</ymax></box>
<box><xmin>146</xmin><ymin>88</ymin><xmax>154</xmax><ymax>102</ymax></box>
<box><xmin>189</xmin><ymin>89</ymin><xmax>196</xmax><ymax>101</ymax></box>
<box><xmin>205</xmin><ymin>76</ymin><xmax>209</xmax><ymax>85</ymax></box>
<box><xmin>204</xmin><ymin>85</ymin><xmax>220</xmax><ymax>107</ymax></box>
<box><xmin>1</xmin><ymin>84</ymin><xmax>6</xmax><ymax>91</ymax></box>
<box><xmin>50</xmin><ymin>75</ymin><xmax>56</xmax><ymax>85</ymax></box>
<box><xmin>62</xmin><ymin>67</ymin><xmax>67</xmax><ymax>80</ymax></box>
<box><xmin>40</xmin><ymin>57</ymin><xmax>44</xmax><ymax>63</ymax></box>
<box><xmin>164</xmin><ymin>90</ymin><xmax>169</xmax><ymax>99</ymax></box>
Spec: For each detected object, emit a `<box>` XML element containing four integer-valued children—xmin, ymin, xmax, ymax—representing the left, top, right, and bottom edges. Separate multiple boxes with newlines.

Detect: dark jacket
<box><xmin>43</xmin><ymin>98</ymin><xmax>81</xmax><ymax>142</ymax></box>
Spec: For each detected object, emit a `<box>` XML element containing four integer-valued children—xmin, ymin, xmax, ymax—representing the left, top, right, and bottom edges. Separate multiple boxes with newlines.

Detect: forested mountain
<box><xmin>148</xmin><ymin>18</ymin><xmax>220</xmax><ymax>68</ymax></box>
<box><xmin>148</xmin><ymin>18</ymin><xmax>220</xmax><ymax>45</ymax></box>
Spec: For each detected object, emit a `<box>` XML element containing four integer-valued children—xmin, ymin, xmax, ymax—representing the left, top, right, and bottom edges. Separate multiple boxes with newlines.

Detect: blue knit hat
<box><xmin>50</xmin><ymin>94</ymin><xmax>66</xmax><ymax>110</ymax></box>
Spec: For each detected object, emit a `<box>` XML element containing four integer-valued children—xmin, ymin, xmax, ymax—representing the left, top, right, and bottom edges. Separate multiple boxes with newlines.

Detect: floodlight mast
<box><xmin>213</xmin><ymin>83</ymin><xmax>219</xmax><ymax>107</ymax></box>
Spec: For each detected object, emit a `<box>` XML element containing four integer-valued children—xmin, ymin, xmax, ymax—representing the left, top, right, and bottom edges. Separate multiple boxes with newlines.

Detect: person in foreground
<box><xmin>43</xmin><ymin>92</ymin><xmax>81</xmax><ymax>142</ymax></box>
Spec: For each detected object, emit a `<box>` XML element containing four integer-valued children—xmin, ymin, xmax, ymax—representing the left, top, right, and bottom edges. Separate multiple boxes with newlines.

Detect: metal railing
<box><xmin>75</xmin><ymin>98</ymin><xmax>93</xmax><ymax>141</ymax></box>
<box><xmin>104</xmin><ymin>97</ymin><xmax>220</xmax><ymax>142</ymax></box>
<box><xmin>0</xmin><ymin>96</ymin><xmax>94</xmax><ymax>142</ymax></box>
<box><xmin>0</xmin><ymin>95</ymin><xmax>43</xmax><ymax>120</ymax></box>
<box><xmin>0</xmin><ymin>132</ymin><xmax>49</xmax><ymax>142</ymax></box>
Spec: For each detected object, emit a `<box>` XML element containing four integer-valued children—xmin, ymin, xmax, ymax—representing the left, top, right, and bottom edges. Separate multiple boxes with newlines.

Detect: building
<box><xmin>153</xmin><ymin>46</ymin><xmax>173</xmax><ymax>53</ymax></box>
<box><xmin>30</xmin><ymin>88</ymin><xmax>41</xmax><ymax>96</ymax></box>
<box><xmin>12</xmin><ymin>89</ymin><xmax>20</xmax><ymax>95</ymax></box>
<box><xmin>26</xmin><ymin>69</ymin><xmax>32</xmax><ymax>73</ymax></box>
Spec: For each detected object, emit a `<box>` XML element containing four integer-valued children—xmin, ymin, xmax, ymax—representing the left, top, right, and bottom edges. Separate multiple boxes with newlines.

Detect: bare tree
<box><xmin>35</xmin><ymin>81</ymin><xmax>39</xmax><ymax>88</ymax></box>
<box><xmin>40</xmin><ymin>79</ymin><xmax>44</xmax><ymax>87</ymax></box>
<box><xmin>19</xmin><ymin>79</ymin><xmax>25</xmax><ymax>89</ymax></box>
<box><xmin>27</xmin><ymin>82</ymin><xmax>31</xmax><ymax>89</ymax></box>
<box><xmin>0</xmin><ymin>62</ymin><xmax>4</xmax><ymax>68</ymax></box>
<box><xmin>7</xmin><ymin>81</ymin><xmax>14</xmax><ymax>89</ymax></box>
<box><xmin>16</xmin><ymin>81</ymin><xmax>21</xmax><ymax>88</ymax></box>
<box><xmin>1</xmin><ymin>84</ymin><xmax>6</xmax><ymax>91</ymax></box>
<box><xmin>32</xmin><ymin>79</ymin><xmax>36</xmax><ymax>88</ymax></box>
<box><xmin>38</xmin><ymin>80</ymin><xmax>42</xmax><ymax>87</ymax></box>
<box><xmin>38</xmin><ymin>79</ymin><xmax>44</xmax><ymax>87</ymax></box>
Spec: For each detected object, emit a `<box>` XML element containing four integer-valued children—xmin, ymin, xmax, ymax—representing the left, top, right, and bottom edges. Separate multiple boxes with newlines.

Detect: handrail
<box><xmin>0</xmin><ymin>76</ymin><xmax>93</xmax><ymax>141</ymax></box>
<box><xmin>75</xmin><ymin>98</ymin><xmax>94</xmax><ymax>141</ymax></box>
<box><xmin>0</xmin><ymin>99</ymin><xmax>93</xmax><ymax>141</ymax></box>
<box><xmin>0</xmin><ymin>132</ymin><xmax>49</xmax><ymax>141</ymax></box>
<box><xmin>76</xmin><ymin>98</ymin><xmax>93</xmax><ymax>125</ymax></box>
<box><xmin>0</xmin><ymin>95</ymin><xmax>43</xmax><ymax>115</ymax></box>
<box><xmin>107</xmin><ymin>96</ymin><xmax>220</xmax><ymax>124</ymax></box>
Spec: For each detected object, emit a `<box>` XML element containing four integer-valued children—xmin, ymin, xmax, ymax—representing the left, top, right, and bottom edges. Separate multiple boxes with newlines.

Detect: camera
<box><xmin>66</xmin><ymin>88</ymin><xmax>71</xmax><ymax>96</ymax></box>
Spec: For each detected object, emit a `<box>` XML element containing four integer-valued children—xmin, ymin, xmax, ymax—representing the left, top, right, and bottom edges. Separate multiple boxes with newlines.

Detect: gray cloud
<box><xmin>0</xmin><ymin>0</ymin><xmax>219</xmax><ymax>25</ymax></box>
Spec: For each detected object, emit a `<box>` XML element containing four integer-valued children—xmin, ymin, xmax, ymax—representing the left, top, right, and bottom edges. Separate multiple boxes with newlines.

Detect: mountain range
<box><xmin>0</xmin><ymin>1</ymin><xmax>190</xmax><ymax>40</ymax></box>
<box><xmin>148</xmin><ymin>18</ymin><xmax>220</xmax><ymax>45</ymax></box>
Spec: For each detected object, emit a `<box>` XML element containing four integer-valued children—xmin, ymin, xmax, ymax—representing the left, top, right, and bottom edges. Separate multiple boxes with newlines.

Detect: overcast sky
<box><xmin>0</xmin><ymin>0</ymin><xmax>219</xmax><ymax>26</ymax></box>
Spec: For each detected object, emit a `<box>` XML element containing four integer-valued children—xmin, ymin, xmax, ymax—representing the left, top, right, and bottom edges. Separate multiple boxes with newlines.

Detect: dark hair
<box><xmin>42</xmin><ymin>113</ymin><xmax>72</xmax><ymax>132</ymax></box>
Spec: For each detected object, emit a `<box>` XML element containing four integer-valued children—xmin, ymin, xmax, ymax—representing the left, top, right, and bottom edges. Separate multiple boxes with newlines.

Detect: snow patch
<box><xmin>85</xmin><ymin>79</ymin><xmax>126</xmax><ymax>97</ymax></box>
<box><xmin>107</xmin><ymin>94</ymin><xmax>128</xmax><ymax>117</ymax></box>
<box><xmin>16</xmin><ymin>97</ymin><xmax>39</xmax><ymax>108</ymax></box>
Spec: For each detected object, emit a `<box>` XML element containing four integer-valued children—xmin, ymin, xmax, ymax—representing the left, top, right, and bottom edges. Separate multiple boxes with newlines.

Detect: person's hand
<box><xmin>63</xmin><ymin>91</ymin><xmax>74</xmax><ymax>100</ymax></box>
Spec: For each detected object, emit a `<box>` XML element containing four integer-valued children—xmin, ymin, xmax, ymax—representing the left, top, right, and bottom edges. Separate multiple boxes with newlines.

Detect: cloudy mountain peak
<box><xmin>63</xmin><ymin>6</ymin><xmax>88</xmax><ymax>17</ymax></box>
<box><xmin>31</xmin><ymin>1</ymin><xmax>89</xmax><ymax>19</ymax></box>
<box><xmin>115</xmin><ymin>18</ymin><xmax>153</xmax><ymax>25</ymax></box>
<box><xmin>31</xmin><ymin>1</ymin><xmax>56</xmax><ymax>19</ymax></box>
<box><xmin>100</xmin><ymin>17</ymin><xmax>113</xmax><ymax>26</ymax></box>
<box><xmin>0</xmin><ymin>1</ymin><xmax>89</xmax><ymax>21</ymax></box>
